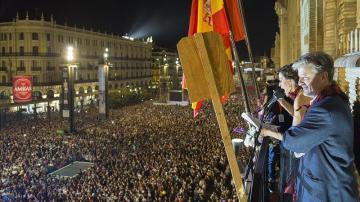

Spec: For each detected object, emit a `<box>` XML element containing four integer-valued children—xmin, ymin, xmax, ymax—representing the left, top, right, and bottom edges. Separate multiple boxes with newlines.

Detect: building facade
<box><xmin>272</xmin><ymin>0</ymin><xmax>360</xmax><ymax>112</ymax></box>
<box><xmin>272</xmin><ymin>0</ymin><xmax>360</xmax><ymax>66</ymax></box>
<box><xmin>0</xmin><ymin>13</ymin><xmax>152</xmax><ymax>107</ymax></box>
<box><xmin>152</xmin><ymin>48</ymin><xmax>182</xmax><ymax>102</ymax></box>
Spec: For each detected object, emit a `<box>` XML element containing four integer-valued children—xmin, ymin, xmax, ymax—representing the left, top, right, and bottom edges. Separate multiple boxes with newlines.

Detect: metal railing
<box><xmin>31</xmin><ymin>67</ymin><xmax>42</xmax><ymax>71</ymax></box>
<box><xmin>0</xmin><ymin>52</ymin><xmax>60</xmax><ymax>57</ymax></box>
<box><xmin>16</xmin><ymin>67</ymin><xmax>26</xmax><ymax>71</ymax></box>
<box><xmin>0</xmin><ymin>76</ymin><xmax>152</xmax><ymax>86</ymax></box>
<box><xmin>0</xmin><ymin>53</ymin><xmax>152</xmax><ymax>62</ymax></box>
<box><xmin>46</xmin><ymin>66</ymin><xmax>56</xmax><ymax>71</ymax></box>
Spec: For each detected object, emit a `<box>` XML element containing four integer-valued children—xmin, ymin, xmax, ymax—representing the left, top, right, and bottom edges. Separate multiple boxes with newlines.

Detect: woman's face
<box><xmin>278</xmin><ymin>72</ymin><xmax>293</xmax><ymax>96</ymax></box>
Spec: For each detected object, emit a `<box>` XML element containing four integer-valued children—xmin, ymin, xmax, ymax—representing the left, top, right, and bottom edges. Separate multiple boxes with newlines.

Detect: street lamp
<box><xmin>104</xmin><ymin>48</ymin><xmax>109</xmax><ymax>60</ymax></box>
<box><xmin>62</xmin><ymin>45</ymin><xmax>76</xmax><ymax>133</ymax></box>
<box><xmin>66</xmin><ymin>46</ymin><xmax>74</xmax><ymax>61</ymax></box>
<box><xmin>98</xmin><ymin>48</ymin><xmax>109</xmax><ymax>120</ymax></box>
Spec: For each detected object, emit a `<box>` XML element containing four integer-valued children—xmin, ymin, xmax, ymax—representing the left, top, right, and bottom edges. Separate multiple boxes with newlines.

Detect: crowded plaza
<box><xmin>1</xmin><ymin>0</ymin><xmax>360</xmax><ymax>201</ymax></box>
<box><xmin>0</xmin><ymin>95</ymin><xmax>253</xmax><ymax>201</ymax></box>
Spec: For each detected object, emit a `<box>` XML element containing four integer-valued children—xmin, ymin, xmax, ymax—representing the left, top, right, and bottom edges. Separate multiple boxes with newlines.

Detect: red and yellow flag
<box><xmin>183</xmin><ymin>0</ymin><xmax>245</xmax><ymax>117</ymax></box>
<box><xmin>225</xmin><ymin>0</ymin><xmax>245</xmax><ymax>41</ymax></box>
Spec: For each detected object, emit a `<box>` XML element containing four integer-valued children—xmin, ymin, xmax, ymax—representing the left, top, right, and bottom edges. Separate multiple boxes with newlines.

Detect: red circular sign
<box><xmin>12</xmin><ymin>76</ymin><xmax>32</xmax><ymax>102</ymax></box>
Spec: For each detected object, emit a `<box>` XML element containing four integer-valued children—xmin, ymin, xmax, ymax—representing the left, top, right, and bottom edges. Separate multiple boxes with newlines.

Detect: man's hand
<box><xmin>260</xmin><ymin>128</ymin><xmax>283</xmax><ymax>141</ymax></box>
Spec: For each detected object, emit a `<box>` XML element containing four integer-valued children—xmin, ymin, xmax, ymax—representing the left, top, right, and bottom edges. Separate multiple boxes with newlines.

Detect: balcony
<box><xmin>46</xmin><ymin>66</ymin><xmax>55</xmax><ymax>71</ymax></box>
<box><xmin>76</xmin><ymin>79</ymin><xmax>98</xmax><ymax>84</ymax></box>
<box><xmin>111</xmin><ymin>76</ymin><xmax>152</xmax><ymax>81</ymax></box>
<box><xmin>78</xmin><ymin>54</ymin><xmax>151</xmax><ymax>61</ymax></box>
<box><xmin>31</xmin><ymin>66</ymin><xmax>42</xmax><ymax>71</ymax></box>
<box><xmin>0</xmin><ymin>52</ymin><xmax>60</xmax><ymax>57</ymax></box>
<box><xmin>0</xmin><ymin>79</ymin><xmax>101</xmax><ymax>87</ymax></box>
<box><xmin>16</xmin><ymin>67</ymin><xmax>26</xmax><ymax>71</ymax></box>
<box><xmin>0</xmin><ymin>67</ymin><xmax>7</xmax><ymax>71</ymax></box>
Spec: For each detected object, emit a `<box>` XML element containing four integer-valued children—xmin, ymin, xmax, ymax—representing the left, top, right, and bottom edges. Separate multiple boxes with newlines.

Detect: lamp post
<box><xmin>159</xmin><ymin>56</ymin><xmax>169</xmax><ymax>103</ymax></box>
<box><xmin>62</xmin><ymin>46</ymin><xmax>76</xmax><ymax>133</ymax></box>
<box><xmin>98</xmin><ymin>48</ymin><xmax>109</xmax><ymax>120</ymax></box>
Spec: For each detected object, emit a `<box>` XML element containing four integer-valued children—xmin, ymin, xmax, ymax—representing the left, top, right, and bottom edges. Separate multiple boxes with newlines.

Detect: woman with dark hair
<box><xmin>276</xmin><ymin>64</ymin><xmax>311</xmax><ymax>201</ymax></box>
<box><xmin>277</xmin><ymin>64</ymin><xmax>311</xmax><ymax>126</ymax></box>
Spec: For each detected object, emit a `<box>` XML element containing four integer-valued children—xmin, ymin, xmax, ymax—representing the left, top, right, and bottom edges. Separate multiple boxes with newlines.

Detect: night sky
<box><xmin>0</xmin><ymin>0</ymin><xmax>278</xmax><ymax>59</ymax></box>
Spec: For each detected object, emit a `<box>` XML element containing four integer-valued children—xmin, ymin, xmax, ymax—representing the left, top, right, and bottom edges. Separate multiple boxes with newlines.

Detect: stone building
<box><xmin>272</xmin><ymin>0</ymin><xmax>360</xmax><ymax>112</ymax></box>
<box><xmin>0</xmin><ymin>12</ymin><xmax>152</xmax><ymax>107</ymax></box>
<box><xmin>152</xmin><ymin>48</ymin><xmax>182</xmax><ymax>102</ymax></box>
<box><xmin>272</xmin><ymin>0</ymin><xmax>360</xmax><ymax>65</ymax></box>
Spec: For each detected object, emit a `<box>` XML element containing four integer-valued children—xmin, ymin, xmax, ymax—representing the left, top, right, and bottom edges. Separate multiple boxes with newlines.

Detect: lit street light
<box><xmin>104</xmin><ymin>48</ymin><xmax>109</xmax><ymax>60</ymax></box>
<box><xmin>66</xmin><ymin>46</ymin><xmax>74</xmax><ymax>61</ymax></box>
<box><xmin>98</xmin><ymin>48</ymin><xmax>110</xmax><ymax>120</ymax></box>
<box><xmin>62</xmin><ymin>45</ymin><xmax>77</xmax><ymax>133</ymax></box>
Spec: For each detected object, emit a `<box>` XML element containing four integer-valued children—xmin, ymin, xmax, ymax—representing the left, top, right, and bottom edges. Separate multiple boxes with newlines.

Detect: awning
<box><xmin>334</xmin><ymin>52</ymin><xmax>360</xmax><ymax>67</ymax></box>
<box><xmin>334</xmin><ymin>56</ymin><xmax>347</xmax><ymax>67</ymax></box>
<box><xmin>344</xmin><ymin>54</ymin><xmax>360</xmax><ymax>67</ymax></box>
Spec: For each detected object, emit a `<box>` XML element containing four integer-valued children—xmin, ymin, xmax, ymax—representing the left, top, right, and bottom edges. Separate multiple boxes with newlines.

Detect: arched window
<box><xmin>79</xmin><ymin>87</ymin><xmax>85</xmax><ymax>94</ymax></box>
<box><xmin>47</xmin><ymin>90</ymin><xmax>55</xmax><ymax>98</ymax></box>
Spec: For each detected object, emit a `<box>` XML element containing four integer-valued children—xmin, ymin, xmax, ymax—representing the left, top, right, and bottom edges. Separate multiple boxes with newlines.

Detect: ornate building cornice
<box><xmin>276</xmin><ymin>0</ymin><xmax>288</xmax><ymax>9</ymax></box>
<box><xmin>275</xmin><ymin>1</ymin><xmax>287</xmax><ymax>18</ymax></box>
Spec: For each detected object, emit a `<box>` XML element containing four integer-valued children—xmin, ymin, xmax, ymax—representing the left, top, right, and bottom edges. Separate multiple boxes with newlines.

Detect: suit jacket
<box><xmin>282</xmin><ymin>94</ymin><xmax>359</xmax><ymax>202</ymax></box>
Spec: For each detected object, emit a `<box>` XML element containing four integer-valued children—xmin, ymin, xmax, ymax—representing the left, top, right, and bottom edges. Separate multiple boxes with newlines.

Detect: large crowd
<box><xmin>0</xmin><ymin>94</ymin><xmax>253</xmax><ymax>201</ymax></box>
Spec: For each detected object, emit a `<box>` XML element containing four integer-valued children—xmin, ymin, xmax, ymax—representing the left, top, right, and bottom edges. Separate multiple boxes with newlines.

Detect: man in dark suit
<box><xmin>261</xmin><ymin>52</ymin><xmax>358</xmax><ymax>201</ymax></box>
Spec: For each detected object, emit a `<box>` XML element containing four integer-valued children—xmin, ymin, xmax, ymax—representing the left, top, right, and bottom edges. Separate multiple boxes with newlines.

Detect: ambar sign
<box><xmin>12</xmin><ymin>76</ymin><xmax>33</xmax><ymax>103</ymax></box>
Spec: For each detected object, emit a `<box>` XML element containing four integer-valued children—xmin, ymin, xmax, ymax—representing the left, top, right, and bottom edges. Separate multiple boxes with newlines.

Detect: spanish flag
<box><xmin>183</xmin><ymin>0</ymin><xmax>245</xmax><ymax>117</ymax></box>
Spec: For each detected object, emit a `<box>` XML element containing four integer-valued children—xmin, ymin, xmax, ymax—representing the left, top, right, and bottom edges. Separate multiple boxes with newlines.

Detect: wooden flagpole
<box><xmin>193</xmin><ymin>33</ymin><xmax>247</xmax><ymax>201</ymax></box>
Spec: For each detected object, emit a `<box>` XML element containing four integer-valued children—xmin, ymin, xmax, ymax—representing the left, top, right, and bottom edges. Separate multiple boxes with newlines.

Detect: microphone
<box><xmin>266</xmin><ymin>88</ymin><xmax>285</xmax><ymax>108</ymax></box>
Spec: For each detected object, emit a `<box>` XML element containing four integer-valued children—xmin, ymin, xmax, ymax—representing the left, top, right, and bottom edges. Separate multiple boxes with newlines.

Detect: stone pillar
<box><xmin>287</xmin><ymin>0</ymin><xmax>301</xmax><ymax>61</ymax></box>
<box><xmin>315</xmin><ymin>0</ymin><xmax>324</xmax><ymax>51</ymax></box>
<box><xmin>357</xmin><ymin>0</ymin><xmax>360</xmax><ymax>28</ymax></box>
<box><xmin>338</xmin><ymin>0</ymin><xmax>357</xmax><ymax>55</ymax></box>
<box><xmin>355</xmin><ymin>28</ymin><xmax>359</xmax><ymax>52</ymax></box>
<box><xmin>275</xmin><ymin>2</ymin><xmax>288</xmax><ymax>67</ymax></box>
<box><xmin>307</xmin><ymin>0</ymin><xmax>324</xmax><ymax>52</ymax></box>
<box><xmin>271</xmin><ymin>33</ymin><xmax>281</xmax><ymax>69</ymax></box>
<box><xmin>350</xmin><ymin>30</ymin><xmax>354</xmax><ymax>52</ymax></box>
<box><xmin>323</xmin><ymin>0</ymin><xmax>338</xmax><ymax>58</ymax></box>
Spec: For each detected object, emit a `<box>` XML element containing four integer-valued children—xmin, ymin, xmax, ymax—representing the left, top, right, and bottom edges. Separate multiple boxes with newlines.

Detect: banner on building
<box><xmin>12</xmin><ymin>76</ymin><xmax>33</xmax><ymax>103</ymax></box>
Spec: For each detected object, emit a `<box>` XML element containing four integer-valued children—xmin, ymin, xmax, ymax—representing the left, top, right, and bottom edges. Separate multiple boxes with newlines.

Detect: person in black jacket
<box><xmin>260</xmin><ymin>80</ymin><xmax>293</xmax><ymax>193</ymax></box>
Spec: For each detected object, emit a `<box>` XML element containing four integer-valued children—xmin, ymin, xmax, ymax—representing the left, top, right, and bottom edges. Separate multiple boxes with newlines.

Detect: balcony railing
<box><xmin>16</xmin><ymin>67</ymin><xmax>26</xmax><ymax>71</ymax></box>
<box><xmin>76</xmin><ymin>79</ymin><xmax>98</xmax><ymax>83</ymax></box>
<box><xmin>0</xmin><ymin>67</ymin><xmax>7</xmax><ymax>71</ymax></box>
<box><xmin>0</xmin><ymin>52</ymin><xmax>152</xmax><ymax>62</ymax></box>
<box><xmin>31</xmin><ymin>66</ymin><xmax>42</xmax><ymax>71</ymax></box>
<box><xmin>46</xmin><ymin>66</ymin><xmax>56</xmax><ymax>71</ymax></box>
<box><xmin>0</xmin><ymin>52</ymin><xmax>60</xmax><ymax>57</ymax></box>
<box><xmin>79</xmin><ymin>54</ymin><xmax>151</xmax><ymax>61</ymax></box>
<box><xmin>114</xmin><ymin>76</ymin><xmax>152</xmax><ymax>81</ymax></box>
